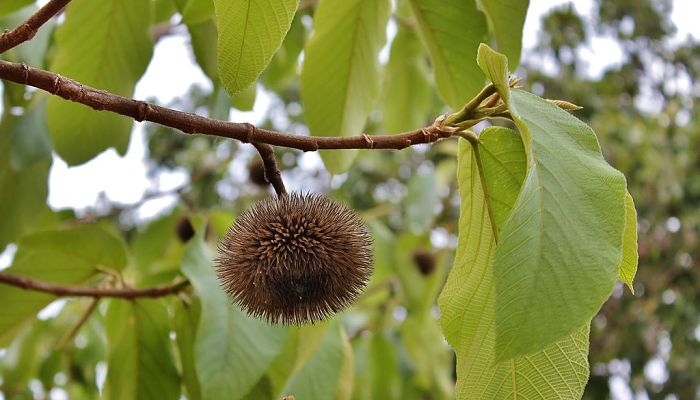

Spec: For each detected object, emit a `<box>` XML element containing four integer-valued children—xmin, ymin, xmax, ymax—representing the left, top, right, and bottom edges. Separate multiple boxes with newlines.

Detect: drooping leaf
<box><xmin>408</xmin><ymin>0</ymin><xmax>488</xmax><ymax>109</ymax></box>
<box><xmin>301</xmin><ymin>0</ymin><xmax>391</xmax><ymax>173</ymax></box>
<box><xmin>619</xmin><ymin>192</ymin><xmax>638</xmax><ymax>292</ymax></box>
<box><xmin>439</xmin><ymin>133</ymin><xmax>590</xmax><ymax>399</ymax></box>
<box><xmin>262</xmin><ymin>14</ymin><xmax>305</xmax><ymax>90</ymax></box>
<box><xmin>188</xmin><ymin>18</ymin><xmax>219</xmax><ymax>81</ymax></box>
<box><xmin>180</xmin><ymin>233</ymin><xmax>288</xmax><ymax>400</ymax></box>
<box><xmin>382</xmin><ymin>27</ymin><xmax>431</xmax><ymax>133</ymax></box>
<box><xmin>0</xmin><ymin>224</ymin><xmax>128</xmax><ymax>345</ymax></box>
<box><xmin>10</xmin><ymin>97</ymin><xmax>52</xmax><ymax>170</ymax></box>
<box><xmin>103</xmin><ymin>299</ymin><xmax>181</xmax><ymax>400</ymax></box>
<box><xmin>477</xmin><ymin>44</ymin><xmax>627</xmax><ymax>360</ymax></box>
<box><xmin>405</xmin><ymin>171</ymin><xmax>438</xmax><ymax>233</ymax></box>
<box><xmin>174</xmin><ymin>299</ymin><xmax>202</xmax><ymax>400</ymax></box>
<box><xmin>0</xmin><ymin>0</ymin><xmax>32</xmax><ymax>16</ymax></box>
<box><xmin>46</xmin><ymin>0</ymin><xmax>153</xmax><ymax>165</ymax></box>
<box><xmin>214</xmin><ymin>0</ymin><xmax>299</xmax><ymax>94</ymax></box>
<box><xmin>0</xmin><ymin>114</ymin><xmax>50</xmax><ymax>250</ymax></box>
<box><xmin>279</xmin><ymin>321</ymin><xmax>353</xmax><ymax>400</ymax></box>
<box><xmin>182</xmin><ymin>0</ymin><xmax>214</xmax><ymax>24</ymax></box>
<box><xmin>477</xmin><ymin>0</ymin><xmax>530</xmax><ymax>69</ymax></box>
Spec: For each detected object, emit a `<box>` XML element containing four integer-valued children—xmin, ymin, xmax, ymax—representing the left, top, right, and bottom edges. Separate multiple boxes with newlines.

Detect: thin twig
<box><xmin>0</xmin><ymin>272</ymin><xmax>190</xmax><ymax>299</ymax></box>
<box><xmin>0</xmin><ymin>60</ymin><xmax>456</xmax><ymax>152</ymax></box>
<box><xmin>0</xmin><ymin>0</ymin><xmax>71</xmax><ymax>54</ymax></box>
<box><xmin>252</xmin><ymin>142</ymin><xmax>287</xmax><ymax>196</ymax></box>
<box><xmin>58</xmin><ymin>298</ymin><xmax>99</xmax><ymax>349</ymax></box>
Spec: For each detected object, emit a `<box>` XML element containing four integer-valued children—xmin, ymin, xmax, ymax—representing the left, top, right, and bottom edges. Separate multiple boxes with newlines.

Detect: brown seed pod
<box><xmin>413</xmin><ymin>249</ymin><xmax>436</xmax><ymax>276</ymax></box>
<box><xmin>216</xmin><ymin>193</ymin><xmax>373</xmax><ymax>324</ymax></box>
<box><xmin>248</xmin><ymin>158</ymin><xmax>269</xmax><ymax>187</ymax></box>
<box><xmin>176</xmin><ymin>216</ymin><xmax>195</xmax><ymax>243</ymax></box>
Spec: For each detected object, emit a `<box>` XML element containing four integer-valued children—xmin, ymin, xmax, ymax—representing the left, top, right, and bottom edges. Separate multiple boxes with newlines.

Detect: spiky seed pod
<box><xmin>216</xmin><ymin>193</ymin><xmax>373</xmax><ymax>324</ymax></box>
<box><xmin>413</xmin><ymin>249</ymin><xmax>436</xmax><ymax>276</ymax></box>
<box><xmin>176</xmin><ymin>216</ymin><xmax>195</xmax><ymax>243</ymax></box>
<box><xmin>248</xmin><ymin>158</ymin><xmax>269</xmax><ymax>187</ymax></box>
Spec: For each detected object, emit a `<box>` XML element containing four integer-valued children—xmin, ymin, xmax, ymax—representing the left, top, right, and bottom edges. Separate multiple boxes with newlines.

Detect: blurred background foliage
<box><xmin>0</xmin><ymin>0</ymin><xmax>698</xmax><ymax>399</ymax></box>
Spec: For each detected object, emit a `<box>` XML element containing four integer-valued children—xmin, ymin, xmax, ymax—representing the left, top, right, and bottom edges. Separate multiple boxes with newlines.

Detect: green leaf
<box><xmin>301</xmin><ymin>0</ymin><xmax>391</xmax><ymax>173</ymax></box>
<box><xmin>382</xmin><ymin>27</ymin><xmax>431</xmax><ymax>133</ymax></box>
<box><xmin>0</xmin><ymin>224</ymin><xmax>127</xmax><ymax>345</ymax></box>
<box><xmin>405</xmin><ymin>171</ymin><xmax>439</xmax><ymax>233</ymax></box>
<box><xmin>280</xmin><ymin>321</ymin><xmax>353</xmax><ymax>400</ymax></box>
<box><xmin>262</xmin><ymin>15</ymin><xmax>305</xmax><ymax>90</ymax></box>
<box><xmin>214</xmin><ymin>0</ymin><xmax>299</xmax><ymax>94</ymax></box>
<box><xmin>174</xmin><ymin>299</ymin><xmax>202</xmax><ymax>400</ymax></box>
<box><xmin>477</xmin><ymin>0</ymin><xmax>529</xmax><ymax>69</ymax></box>
<box><xmin>0</xmin><ymin>5</ymin><xmax>55</xmax><ymax>67</ymax></box>
<box><xmin>46</xmin><ymin>0</ymin><xmax>153</xmax><ymax>165</ymax></box>
<box><xmin>181</xmin><ymin>233</ymin><xmax>288</xmax><ymax>400</ymax></box>
<box><xmin>0</xmin><ymin>115</ymin><xmax>50</xmax><ymax>249</ymax></box>
<box><xmin>0</xmin><ymin>0</ymin><xmax>32</xmax><ymax>16</ymax></box>
<box><xmin>408</xmin><ymin>0</ymin><xmax>488</xmax><ymax>109</ymax></box>
<box><xmin>182</xmin><ymin>0</ymin><xmax>214</xmax><ymax>24</ymax></box>
<box><xmin>439</xmin><ymin>136</ymin><xmax>590</xmax><ymax>399</ymax></box>
<box><xmin>104</xmin><ymin>299</ymin><xmax>181</xmax><ymax>400</ymax></box>
<box><xmin>130</xmin><ymin>211</ymin><xmax>183</xmax><ymax>286</ymax></box>
<box><xmin>10</xmin><ymin>97</ymin><xmax>52</xmax><ymax>170</ymax></box>
<box><xmin>232</xmin><ymin>83</ymin><xmax>257</xmax><ymax>111</ymax></box>
<box><xmin>188</xmin><ymin>18</ymin><xmax>219</xmax><ymax>82</ymax></box>
<box><xmin>619</xmin><ymin>192</ymin><xmax>638</xmax><ymax>293</ymax></box>
<box><xmin>477</xmin><ymin>44</ymin><xmax>627</xmax><ymax>360</ymax></box>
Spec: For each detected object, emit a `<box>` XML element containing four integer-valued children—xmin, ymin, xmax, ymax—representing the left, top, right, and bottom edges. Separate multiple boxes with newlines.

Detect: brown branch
<box><xmin>252</xmin><ymin>142</ymin><xmax>287</xmax><ymax>196</ymax></box>
<box><xmin>0</xmin><ymin>271</ymin><xmax>190</xmax><ymax>299</ymax></box>
<box><xmin>0</xmin><ymin>60</ymin><xmax>456</xmax><ymax>152</ymax></box>
<box><xmin>0</xmin><ymin>0</ymin><xmax>71</xmax><ymax>54</ymax></box>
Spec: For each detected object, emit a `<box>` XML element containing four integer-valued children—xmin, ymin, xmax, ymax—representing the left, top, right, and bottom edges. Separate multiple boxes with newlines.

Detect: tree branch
<box><xmin>0</xmin><ymin>60</ymin><xmax>456</xmax><ymax>152</ymax></box>
<box><xmin>252</xmin><ymin>142</ymin><xmax>287</xmax><ymax>196</ymax></box>
<box><xmin>0</xmin><ymin>271</ymin><xmax>190</xmax><ymax>299</ymax></box>
<box><xmin>0</xmin><ymin>0</ymin><xmax>71</xmax><ymax>54</ymax></box>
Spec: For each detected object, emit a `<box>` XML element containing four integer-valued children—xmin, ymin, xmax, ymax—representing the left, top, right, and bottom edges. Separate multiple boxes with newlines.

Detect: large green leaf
<box><xmin>104</xmin><ymin>299</ymin><xmax>181</xmax><ymax>400</ymax></box>
<box><xmin>10</xmin><ymin>97</ymin><xmax>52</xmax><ymax>170</ymax></box>
<box><xmin>382</xmin><ymin>27</ymin><xmax>431</xmax><ymax>133</ymax></box>
<box><xmin>439</xmin><ymin>132</ymin><xmax>590</xmax><ymax>399</ymax></box>
<box><xmin>280</xmin><ymin>321</ymin><xmax>353</xmax><ymax>400</ymax></box>
<box><xmin>174</xmin><ymin>299</ymin><xmax>202</xmax><ymax>400</ymax></box>
<box><xmin>46</xmin><ymin>0</ymin><xmax>153</xmax><ymax>165</ymax></box>
<box><xmin>0</xmin><ymin>224</ymin><xmax>127</xmax><ymax>345</ymax></box>
<box><xmin>301</xmin><ymin>0</ymin><xmax>391</xmax><ymax>173</ymax></box>
<box><xmin>262</xmin><ymin>14</ymin><xmax>305</xmax><ymax>90</ymax></box>
<box><xmin>214</xmin><ymin>0</ymin><xmax>299</xmax><ymax>94</ymax></box>
<box><xmin>477</xmin><ymin>44</ymin><xmax>627</xmax><ymax>360</ymax></box>
<box><xmin>182</xmin><ymin>0</ymin><xmax>214</xmax><ymax>24</ymax></box>
<box><xmin>477</xmin><ymin>0</ymin><xmax>529</xmax><ymax>69</ymax></box>
<box><xmin>618</xmin><ymin>192</ymin><xmax>638</xmax><ymax>292</ymax></box>
<box><xmin>180</xmin><ymin>233</ymin><xmax>288</xmax><ymax>400</ymax></box>
<box><xmin>0</xmin><ymin>0</ymin><xmax>32</xmax><ymax>16</ymax></box>
<box><xmin>0</xmin><ymin>114</ymin><xmax>50</xmax><ymax>250</ymax></box>
<box><xmin>408</xmin><ymin>0</ymin><xmax>488</xmax><ymax>109</ymax></box>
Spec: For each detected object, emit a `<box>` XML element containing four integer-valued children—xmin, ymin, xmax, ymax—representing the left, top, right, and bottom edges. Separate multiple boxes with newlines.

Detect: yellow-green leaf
<box><xmin>477</xmin><ymin>0</ymin><xmax>530</xmax><ymax>69</ymax></box>
<box><xmin>477</xmin><ymin>44</ymin><xmax>627</xmax><ymax>360</ymax></box>
<box><xmin>214</xmin><ymin>0</ymin><xmax>299</xmax><ymax>94</ymax></box>
<box><xmin>439</xmin><ymin>132</ymin><xmax>589</xmax><ymax>399</ymax></box>
<box><xmin>408</xmin><ymin>0</ymin><xmax>488</xmax><ymax>109</ymax></box>
<box><xmin>301</xmin><ymin>0</ymin><xmax>391</xmax><ymax>173</ymax></box>
<box><xmin>619</xmin><ymin>192</ymin><xmax>638</xmax><ymax>292</ymax></box>
<box><xmin>46</xmin><ymin>0</ymin><xmax>153</xmax><ymax>165</ymax></box>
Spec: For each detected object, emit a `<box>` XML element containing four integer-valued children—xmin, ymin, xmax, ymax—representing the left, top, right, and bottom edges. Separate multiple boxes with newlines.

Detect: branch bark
<box><xmin>252</xmin><ymin>142</ymin><xmax>287</xmax><ymax>196</ymax></box>
<box><xmin>0</xmin><ymin>60</ymin><xmax>456</xmax><ymax>152</ymax></box>
<box><xmin>0</xmin><ymin>271</ymin><xmax>190</xmax><ymax>299</ymax></box>
<box><xmin>0</xmin><ymin>0</ymin><xmax>71</xmax><ymax>54</ymax></box>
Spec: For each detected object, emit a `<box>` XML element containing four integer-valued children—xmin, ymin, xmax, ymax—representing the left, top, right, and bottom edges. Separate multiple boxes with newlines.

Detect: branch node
<box><xmin>243</xmin><ymin>122</ymin><xmax>256</xmax><ymax>143</ymax></box>
<box><xmin>19</xmin><ymin>62</ymin><xmax>29</xmax><ymax>83</ymax></box>
<box><xmin>136</xmin><ymin>102</ymin><xmax>151</xmax><ymax>122</ymax></box>
<box><xmin>51</xmin><ymin>74</ymin><xmax>61</xmax><ymax>95</ymax></box>
<box><xmin>363</xmin><ymin>134</ymin><xmax>375</xmax><ymax>149</ymax></box>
